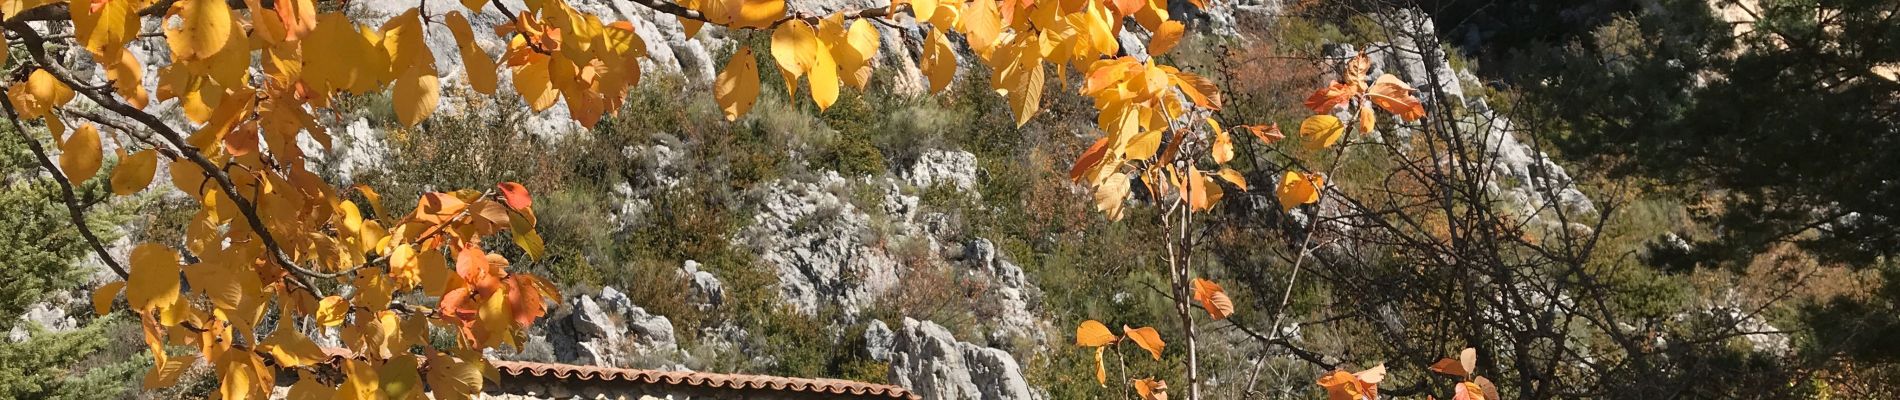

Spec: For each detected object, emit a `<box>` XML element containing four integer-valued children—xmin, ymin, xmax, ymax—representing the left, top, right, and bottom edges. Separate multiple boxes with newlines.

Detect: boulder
<box><xmin>879</xmin><ymin>318</ymin><xmax>1036</xmax><ymax>400</ymax></box>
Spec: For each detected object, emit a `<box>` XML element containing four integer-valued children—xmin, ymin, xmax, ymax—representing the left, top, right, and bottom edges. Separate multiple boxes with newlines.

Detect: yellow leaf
<box><xmin>1275</xmin><ymin>171</ymin><xmax>1324</xmax><ymax>211</ymax></box>
<box><xmin>909</xmin><ymin>0</ymin><xmax>938</xmax><ymax>22</ymax></box>
<box><xmin>730</xmin><ymin>0</ymin><xmax>786</xmax><ymax>29</ymax></box>
<box><xmin>1358</xmin><ymin>101</ymin><xmax>1376</xmax><ymax>133</ymax></box>
<box><xmin>127</xmin><ymin>243</ymin><xmax>181</xmax><ymax>312</ymax></box>
<box><xmin>72</xmin><ymin>0</ymin><xmax>139</xmax><ymax>62</ymax></box>
<box><xmin>1124</xmin><ymin>129</ymin><xmax>1163</xmax><ymax>160</ymax></box>
<box><xmin>1187</xmin><ymin>168</ymin><xmax>1223</xmax><ymax>212</ymax></box>
<box><xmin>1170</xmin><ymin>70</ymin><xmax>1222</xmax><ymax>110</ymax></box>
<box><xmin>285</xmin><ymin>372</ymin><xmax>336</xmax><ymax>400</ymax></box>
<box><xmin>1076</xmin><ymin>319</ymin><xmax>1117</xmax><ymax>347</ymax></box>
<box><xmin>508</xmin><ymin>40</ymin><xmax>559</xmax><ymax>112</ymax></box>
<box><xmin>22</xmin><ymin>69</ymin><xmax>74</xmax><ymax>117</ymax></box>
<box><xmin>380</xmin><ymin>355</ymin><xmax>424</xmax><ymax>400</ymax></box>
<box><xmin>426</xmin><ymin>351</ymin><xmax>485</xmax><ymax>400</ymax></box>
<box><xmin>1209</xmin><ymin>118</ymin><xmax>1234</xmax><ymax>164</ymax></box>
<box><xmin>961</xmin><ymin>0</ymin><xmax>1002</xmax><ymax>55</ymax></box>
<box><xmin>1148</xmin><ymin>20</ymin><xmax>1184</xmax><ymax>55</ymax></box>
<box><xmin>837</xmin><ymin>18</ymin><xmax>881</xmax><ymax>89</ymax></box>
<box><xmin>316</xmin><ymin>295</ymin><xmax>348</xmax><ymax>326</ymax></box>
<box><xmin>445</xmin><ymin>11</ymin><xmax>499</xmax><ymax>95</ymax></box>
<box><xmin>92</xmin><ymin>281</ymin><xmax>124</xmax><ymax>316</ymax></box>
<box><xmin>166</xmin><ymin>0</ymin><xmax>236</xmax><ymax>61</ymax></box>
<box><xmin>106</xmin><ymin>51</ymin><xmax>150</xmax><ymax>109</ymax></box>
<box><xmin>1299</xmin><ymin>114</ymin><xmax>1345</xmax><ymax>149</ymax></box>
<box><xmin>339</xmin><ymin>358</ymin><xmax>380</xmax><ymax>400</ymax></box>
<box><xmin>1122</xmin><ymin>325</ymin><xmax>1165</xmax><ymax>360</ymax></box>
<box><xmin>111</xmin><ymin>149</ymin><xmax>159</xmax><ymax>195</ymax></box>
<box><xmin>810</xmin><ymin>36</ymin><xmax>841</xmax><ymax>110</ymax></box>
<box><xmin>276</xmin><ymin>0</ymin><xmax>319</xmax><ymax>41</ymax></box>
<box><xmin>1094</xmin><ymin>346</ymin><xmax>1108</xmax><ymax>386</ymax></box>
<box><xmin>1191</xmin><ymin>278</ymin><xmax>1234</xmax><ymax>320</ymax></box>
<box><xmin>419</xmin><ymin>248</ymin><xmax>450</xmax><ymax>296</ymax></box>
<box><xmin>1215</xmin><ymin>168</ymin><xmax>1247</xmax><ymax>191</ymax></box>
<box><xmin>1004</xmin><ymin>60</ymin><xmax>1045</xmax><ymax>127</ymax></box>
<box><xmin>715</xmin><ymin>47</ymin><xmax>761</xmax><ymax>121</ymax></box>
<box><xmin>260</xmin><ymin>327</ymin><xmax>327</xmax><ymax>367</ymax></box>
<box><xmin>1094</xmin><ymin>173</ymin><xmax>1131</xmax><ymax>221</ymax></box>
<box><xmin>142</xmin><ymin>354</ymin><xmax>198</xmax><ymax>389</ymax></box>
<box><xmin>511</xmin><ymin>219</ymin><xmax>547</xmax><ymax>261</ymax></box>
<box><xmin>217</xmin><ymin>350</ymin><xmax>267</xmax><ymax>400</ymax></box>
<box><xmin>393</xmin><ymin>65</ymin><xmax>441</xmax><ymax>127</ymax></box>
<box><xmin>770</xmin><ymin>20</ymin><xmax>819</xmax><ymax>97</ymax></box>
<box><xmin>922</xmin><ymin>29</ymin><xmax>959</xmax><ymax>93</ymax></box>
<box><xmin>59</xmin><ymin>123</ymin><xmax>103</xmax><ymax>183</ymax></box>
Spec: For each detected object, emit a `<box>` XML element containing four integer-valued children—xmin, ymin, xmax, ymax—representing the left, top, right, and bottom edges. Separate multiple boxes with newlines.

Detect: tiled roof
<box><xmin>317</xmin><ymin>348</ymin><xmax>916</xmax><ymax>399</ymax></box>
<box><xmin>492</xmin><ymin>360</ymin><xmax>917</xmax><ymax>399</ymax></box>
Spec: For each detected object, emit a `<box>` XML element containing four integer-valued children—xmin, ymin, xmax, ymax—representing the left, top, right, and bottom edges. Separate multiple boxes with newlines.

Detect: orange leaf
<box><xmin>1344</xmin><ymin>49</ymin><xmax>1372</xmax><ymax>85</ymax></box>
<box><xmin>497</xmin><ymin>182</ymin><xmax>532</xmax><ymax>210</ymax></box>
<box><xmin>1369</xmin><ymin>74</ymin><xmax>1426</xmax><ymax>121</ymax></box>
<box><xmin>1076</xmin><ymin>320</ymin><xmax>1117</xmax><ymax>347</ymax></box>
<box><xmin>1069</xmin><ymin>136</ymin><xmax>1112</xmax><ymax>184</ymax></box>
<box><xmin>1134</xmin><ymin>378</ymin><xmax>1168</xmax><ymax>400</ymax></box>
<box><xmin>1429</xmin><ymin>357</ymin><xmax>1468</xmax><ymax>378</ymax></box>
<box><xmin>1316</xmin><ymin>370</ymin><xmax>1365</xmax><ymax>400</ymax></box>
<box><xmin>1303</xmin><ymin>82</ymin><xmax>1357</xmax><ymax>114</ymax></box>
<box><xmin>1242</xmin><ymin>124</ymin><xmax>1284</xmax><ymax>144</ymax></box>
<box><xmin>1191</xmin><ymin>278</ymin><xmax>1234</xmax><ymax>320</ymax></box>
<box><xmin>1122</xmin><ymin>325</ymin><xmax>1165</xmax><ymax>360</ymax></box>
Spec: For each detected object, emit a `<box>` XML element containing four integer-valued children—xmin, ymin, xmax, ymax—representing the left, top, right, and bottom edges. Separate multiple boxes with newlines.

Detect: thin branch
<box><xmin>0</xmin><ymin>88</ymin><xmax>131</xmax><ymax>279</ymax></box>
<box><xmin>4</xmin><ymin>22</ymin><xmax>333</xmax><ymax>296</ymax></box>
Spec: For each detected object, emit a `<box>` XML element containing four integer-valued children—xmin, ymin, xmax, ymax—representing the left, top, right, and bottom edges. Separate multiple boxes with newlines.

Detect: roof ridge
<box><xmin>316</xmin><ymin>348</ymin><xmax>918</xmax><ymax>399</ymax></box>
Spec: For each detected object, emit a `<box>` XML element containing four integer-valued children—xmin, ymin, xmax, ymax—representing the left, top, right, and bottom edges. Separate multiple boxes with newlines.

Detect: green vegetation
<box><xmin>0</xmin><ymin>124</ymin><xmax>143</xmax><ymax>400</ymax></box>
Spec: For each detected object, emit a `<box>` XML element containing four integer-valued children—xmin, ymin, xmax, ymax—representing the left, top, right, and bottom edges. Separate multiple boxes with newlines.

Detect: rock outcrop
<box><xmin>546</xmin><ymin>287</ymin><xmax>681</xmax><ymax>367</ymax></box>
<box><xmin>869</xmin><ymin>319</ymin><xmax>1037</xmax><ymax>400</ymax></box>
<box><xmin>740</xmin><ymin>171</ymin><xmax>902</xmax><ymax>318</ymax></box>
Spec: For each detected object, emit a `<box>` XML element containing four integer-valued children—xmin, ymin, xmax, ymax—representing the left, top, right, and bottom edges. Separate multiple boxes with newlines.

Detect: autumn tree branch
<box><xmin>1</xmin><ymin>21</ymin><xmax>337</xmax><ymax>296</ymax></box>
<box><xmin>0</xmin><ymin>88</ymin><xmax>132</xmax><ymax>280</ymax></box>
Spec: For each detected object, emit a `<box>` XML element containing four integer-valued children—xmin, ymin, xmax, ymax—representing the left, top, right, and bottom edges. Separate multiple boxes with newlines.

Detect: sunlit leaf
<box><xmin>316</xmin><ymin>296</ymin><xmax>348</xmax><ymax>327</ymax></box>
<box><xmin>92</xmin><ymin>281</ymin><xmax>124</xmax><ymax>316</ymax></box>
<box><xmin>59</xmin><ymin>124</ymin><xmax>103</xmax><ymax>183</ymax></box>
<box><xmin>142</xmin><ymin>354</ymin><xmax>198</xmax><ymax>389</ymax></box>
<box><xmin>715</xmin><ymin>47</ymin><xmax>761</xmax><ymax>121</ymax></box>
<box><xmin>770</xmin><ymin>20</ymin><xmax>819</xmax><ymax>97</ymax></box>
<box><xmin>111</xmin><ymin>149</ymin><xmax>159</xmax><ymax>195</ymax></box>
<box><xmin>1275</xmin><ymin>171</ymin><xmax>1324</xmax><ymax>211</ymax></box>
<box><xmin>1122</xmin><ymin>325</ymin><xmax>1165</xmax><ymax>360</ymax></box>
<box><xmin>1191</xmin><ymin>278</ymin><xmax>1234</xmax><ymax>320</ymax></box>
<box><xmin>1135</xmin><ymin>378</ymin><xmax>1168</xmax><ymax>400</ymax></box>
<box><xmin>166</xmin><ymin>0</ymin><xmax>236</xmax><ymax>61</ymax></box>
<box><xmin>1209</xmin><ymin>118</ymin><xmax>1234</xmax><ymax>164</ymax></box>
<box><xmin>1148</xmin><ymin>21</ymin><xmax>1184</xmax><ymax>55</ymax></box>
<box><xmin>1299</xmin><ymin>114</ymin><xmax>1345</xmax><ymax>149</ymax></box>
<box><xmin>1368</xmin><ymin>74</ymin><xmax>1426</xmax><ymax>121</ymax></box>
<box><xmin>1077</xmin><ymin>320</ymin><xmax>1117</xmax><ymax>346</ymax></box>
<box><xmin>127</xmin><ymin>243</ymin><xmax>180</xmax><ymax>312</ymax></box>
<box><xmin>1303</xmin><ymin>82</ymin><xmax>1356</xmax><ymax>114</ymax></box>
<box><xmin>1094</xmin><ymin>173</ymin><xmax>1131</xmax><ymax>221</ymax></box>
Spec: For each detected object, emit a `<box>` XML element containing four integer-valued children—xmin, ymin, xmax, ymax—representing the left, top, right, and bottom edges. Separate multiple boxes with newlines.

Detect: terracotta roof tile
<box><xmin>317</xmin><ymin>348</ymin><xmax>917</xmax><ymax>399</ymax></box>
